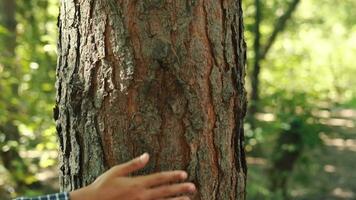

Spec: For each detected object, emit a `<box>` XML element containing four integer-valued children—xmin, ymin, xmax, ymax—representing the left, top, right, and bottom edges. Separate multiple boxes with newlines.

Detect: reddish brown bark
<box><xmin>55</xmin><ymin>0</ymin><xmax>247</xmax><ymax>199</ymax></box>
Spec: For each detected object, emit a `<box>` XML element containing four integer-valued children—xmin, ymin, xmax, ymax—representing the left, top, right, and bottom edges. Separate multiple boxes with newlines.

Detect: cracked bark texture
<box><xmin>55</xmin><ymin>0</ymin><xmax>247</xmax><ymax>199</ymax></box>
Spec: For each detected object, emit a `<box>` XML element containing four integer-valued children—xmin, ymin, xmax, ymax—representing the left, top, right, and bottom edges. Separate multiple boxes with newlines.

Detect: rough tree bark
<box><xmin>55</xmin><ymin>0</ymin><xmax>247</xmax><ymax>199</ymax></box>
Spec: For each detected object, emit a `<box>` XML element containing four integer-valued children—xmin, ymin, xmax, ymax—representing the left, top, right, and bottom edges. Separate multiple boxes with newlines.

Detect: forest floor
<box><xmin>247</xmin><ymin>107</ymin><xmax>356</xmax><ymax>200</ymax></box>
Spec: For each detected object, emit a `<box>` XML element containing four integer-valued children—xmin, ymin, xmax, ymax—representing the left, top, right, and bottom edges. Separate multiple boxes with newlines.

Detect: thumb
<box><xmin>111</xmin><ymin>153</ymin><xmax>150</xmax><ymax>177</ymax></box>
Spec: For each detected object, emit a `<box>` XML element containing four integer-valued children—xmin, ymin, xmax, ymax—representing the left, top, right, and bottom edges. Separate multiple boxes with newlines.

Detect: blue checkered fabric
<box><xmin>14</xmin><ymin>192</ymin><xmax>69</xmax><ymax>200</ymax></box>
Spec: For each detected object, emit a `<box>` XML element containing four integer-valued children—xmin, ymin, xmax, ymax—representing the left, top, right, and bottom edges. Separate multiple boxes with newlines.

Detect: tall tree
<box><xmin>249</xmin><ymin>0</ymin><xmax>300</xmax><ymax>116</ymax></box>
<box><xmin>249</xmin><ymin>0</ymin><xmax>261</xmax><ymax>116</ymax></box>
<box><xmin>55</xmin><ymin>0</ymin><xmax>247</xmax><ymax>199</ymax></box>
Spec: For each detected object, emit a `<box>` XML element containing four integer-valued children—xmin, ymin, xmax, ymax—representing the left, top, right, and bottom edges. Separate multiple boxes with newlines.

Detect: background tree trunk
<box><xmin>249</xmin><ymin>0</ymin><xmax>261</xmax><ymax>118</ymax></box>
<box><xmin>248</xmin><ymin>0</ymin><xmax>300</xmax><ymax>117</ymax></box>
<box><xmin>55</xmin><ymin>0</ymin><xmax>247</xmax><ymax>199</ymax></box>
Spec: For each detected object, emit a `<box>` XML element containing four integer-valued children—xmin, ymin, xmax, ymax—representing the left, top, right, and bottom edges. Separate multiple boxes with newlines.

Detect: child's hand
<box><xmin>70</xmin><ymin>153</ymin><xmax>196</xmax><ymax>200</ymax></box>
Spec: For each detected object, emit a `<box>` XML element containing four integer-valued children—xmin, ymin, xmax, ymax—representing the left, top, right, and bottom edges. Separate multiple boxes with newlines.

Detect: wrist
<box><xmin>69</xmin><ymin>185</ymin><xmax>95</xmax><ymax>200</ymax></box>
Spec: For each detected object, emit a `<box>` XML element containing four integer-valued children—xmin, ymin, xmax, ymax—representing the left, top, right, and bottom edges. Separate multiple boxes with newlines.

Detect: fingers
<box><xmin>147</xmin><ymin>183</ymin><xmax>196</xmax><ymax>199</ymax></box>
<box><xmin>136</xmin><ymin>170</ymin><xmax>187</xmax><ymax>187</ymax></box>
<box><xmin>110</xmin><ymin>153</ymin><xmax>150</xmax><ymax>177</ymax></box>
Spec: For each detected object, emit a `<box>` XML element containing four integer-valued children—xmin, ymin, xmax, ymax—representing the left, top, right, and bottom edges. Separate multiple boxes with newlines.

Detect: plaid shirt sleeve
<box><xmin>14</xmin><ymin>192</ymin><xmax>70</xmax><ymax>200</ymax></box>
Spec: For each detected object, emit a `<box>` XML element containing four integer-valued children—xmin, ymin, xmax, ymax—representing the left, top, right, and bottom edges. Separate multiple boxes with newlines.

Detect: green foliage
<box><xmin>244</xmin><ymin>0</ymin><xmax>356</xmax><ymax>199</ymax></box>
<box><xmin>0</xmin><ymin>0</ymin><xmax>355</xmax><ymax>199</ymax></box>
<box><xmin>264</xmin><ymin>90</ymin><xmax>322</xmax><ymax>147</ymax></box>
<box><xmin>0</xmin><ymin>0</ymin><xmax>59</xmax><ymax>198</ymax></box>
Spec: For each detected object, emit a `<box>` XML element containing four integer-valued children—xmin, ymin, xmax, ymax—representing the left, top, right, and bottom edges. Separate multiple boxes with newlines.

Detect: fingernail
<box><xmin>189</xmin><ymin>184</ymin><xmax>196</xmax><ymax>192</ymax></box>
<box><xmin>181</xmin><ymin>172</ymin><xmax>188</xmax><ymax>179</ymax></box>
<box><xmin>139</xmin><ymin>153</ymin><xmax>149</xmax><ymax>162</ymax></box>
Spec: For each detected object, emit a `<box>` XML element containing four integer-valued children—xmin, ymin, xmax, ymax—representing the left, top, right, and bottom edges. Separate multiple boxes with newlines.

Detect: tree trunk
<box><xmin>55</xmin><ymin>0</ymin><xmax>247</xmax><ymax>199</ymax></box>
<box><xmin>0</xmin><ymin>0</ymin><xmax>16</xmax><ymax>56</ymax></box>
<box><xmin>249</xmin><ymin>0</ymin><xmax>300</xmax><ymax>116</ymax></box>
<box><xmin>249</xmin><ymin>0</ymin><xmax>261</xmax><ymax>118</ymax></box>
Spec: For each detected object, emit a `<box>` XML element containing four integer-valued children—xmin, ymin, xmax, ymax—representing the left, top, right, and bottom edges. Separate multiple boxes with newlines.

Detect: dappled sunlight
<box><xmin>323</xmin><ymin>164</ymin><xmax>336</xmax><ymax>173</ymax></box>
<box><xmin>332</xmin><ymin>187</ymin><xmax>354</xmax><ymax>199</ymax></box>
<box><xmin>35</xmin><ymin>169</ymin><xmax>58</xmax><ymax>182</ymax></box>
<box><xmin>335</xmin><ymin>109</ymin><xmax>356</xmax><ymax>118</ymax></box>
<box><xmin>313</xmin><ymin>108</ymin><xmax>356</xmax><ymax>119</ymax></box>
<box><xmin>320</xmin><ymin>133</ymin><xmax>356</xmax><ymax>151</ymax></box>
<box><xmin>19</xmin><ymin>150</ymin><xmax>57</xmax><ymax>159</ymax></box>
<box><xmin>319</xmin><ymin>118</ymin><xmax>354</xmax><ymax>128</ymax></box>
<box><xmin>246</xmin><ymin>157</ymin><xmax>267</xmax><ymax>166</ymax></box>
<box><xmin>290</xmin><ymin>189</ymin><xmax>308</xmax><ymax>198</ymax></box>
<box><xmin>312</xmin><ymin>110</ymin><xmax>331</xmax><ymax>118</ymax></box>
<box><xmin>255</xmin><ymin>113</ymin><xmax>275</xmax><ymax>122</ymax></box>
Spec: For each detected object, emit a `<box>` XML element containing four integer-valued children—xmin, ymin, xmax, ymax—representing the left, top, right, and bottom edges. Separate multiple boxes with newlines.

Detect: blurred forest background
<box><xmin>0</xmin><ymin>0</ymin><xmax>355</xmax><ymax>199</ymax></box>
